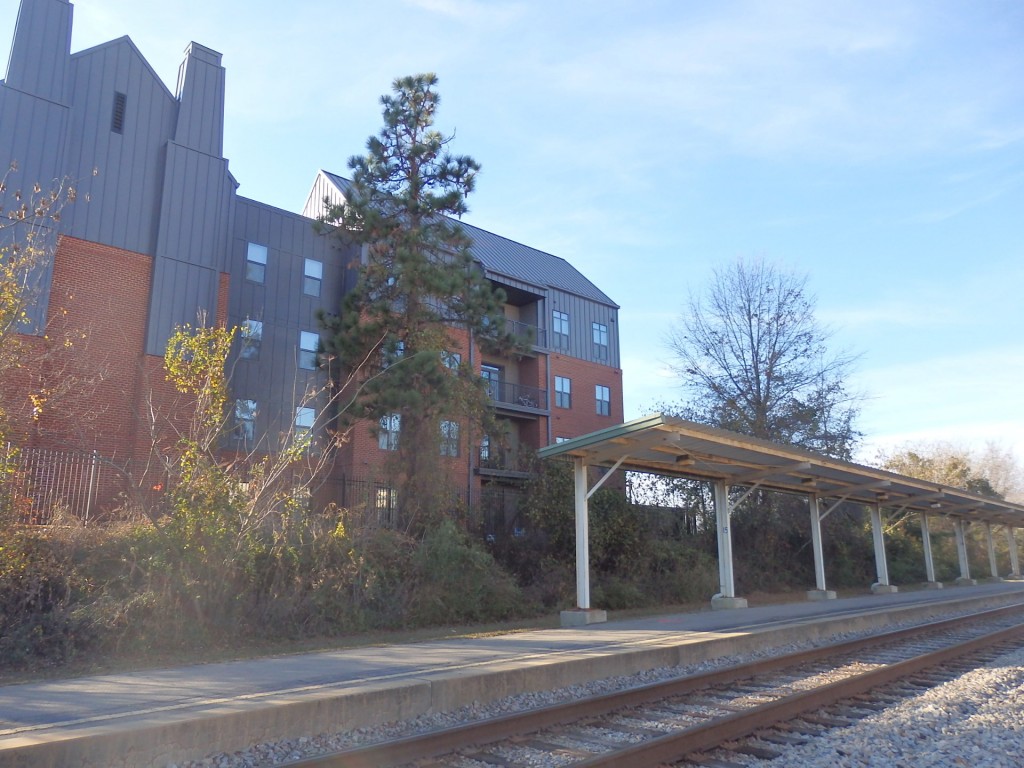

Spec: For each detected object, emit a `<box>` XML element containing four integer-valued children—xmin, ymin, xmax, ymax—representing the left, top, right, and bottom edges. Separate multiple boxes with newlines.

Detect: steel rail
<box><xmin>573</xmin><ymin>620</ymin><xmax>1024</xmax><ymax>767</ymax></box>
<box><xmin>281</xmin><ymin>602</ymin><xmax>1024</xmax><ymax>768</ymax></box>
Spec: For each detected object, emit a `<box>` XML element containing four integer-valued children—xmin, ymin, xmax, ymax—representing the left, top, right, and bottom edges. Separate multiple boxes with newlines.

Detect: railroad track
<box><xmin>282</xmin><ymin>602</ymin><xmax>1024</xmax><ymax>768</ymax></box>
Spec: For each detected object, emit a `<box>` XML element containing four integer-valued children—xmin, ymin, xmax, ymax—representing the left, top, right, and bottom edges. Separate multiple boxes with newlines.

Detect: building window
<box><xmin>240</xmin><ymin>319</ymin><xmax>262</xmax><ymax>360</ymax></box>
<box><xmin>592</xmin><ymin>322</ymin><xmax>609</xmax><ymax>361</ymax></box>
<box><xmin>442</xmin><ymin>351</ymin><xmax>461</xmax><ymax>370</ymax></box>
<box><xmin>480</xmin><ymin>434</ymin><xmax>491</xmax><ymax>461</ymax></box>
<box><xmin>375</xmin><ymin>487</ymin><xmax>398</xmax><ymax>516</ymax></box>
<box><xmin>246</xmin><ymin>243</ymin><xmax>267</xmax><ymax>283</ymax></box>
<box><xmin>553</xmin><ymin>310</ymin><xmax>569</xmax><ymax>349</ymax></box>
<box><xmin>111</xmin><ymin>91</ymin><xmax>127</xmax><ymax>134</ymax></box>
<box><xmin>295</xmin><ymin>406</ymin><xmax>315</xmax><ymax>433</ymax></box>
<box><xmin>378</xmin><ymin>413</ymin><xmax>400</xmax><ymax>451</ymax></box>
<box><xmin>440</xmin><ymin>420</ymin><xmax>460</xmax><ymax>457</ymax></box>
<box><xmin>596</xmin><ymin>384</ymin><xmax>611</xmax><ymax>416</ymax></box>
<box><xmin>304</xmin><ymin>259</ymin><xmax>322</xmax><ymax>297</ymax></box>
<box><xmin>555</xmin><ymin>375</ymin><xmax>571</xmax><ymax>408</ymax></box>
<box><xmin>299</xmin><ymin>331</ymin><xmax>319</xmax><ymax>370</ymax></box>
<box><xmin>382</xmin><ymin>338</ymin><xmax>404</xmax><ymax>369</ymax></box>
<box><xmin>481</xmin><ymin>364</ymin><xmax>502</xmax><ymax>400</ymax></box>
<box><xmin>233</xmin><ymin>399</ymin><xmax>257</xmax><ymax>443</ymax></box>
<box><xmin>294</xmin><ymin>406</ymin><xmax>315</xmax><ymax>450</ymax></box>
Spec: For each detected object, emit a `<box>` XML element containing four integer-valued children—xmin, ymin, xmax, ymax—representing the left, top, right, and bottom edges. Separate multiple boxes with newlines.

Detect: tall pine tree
<box><xmin>318</xmin><ymin>74</ymin><xmax>522</xmax><ymax>532</ymax></box>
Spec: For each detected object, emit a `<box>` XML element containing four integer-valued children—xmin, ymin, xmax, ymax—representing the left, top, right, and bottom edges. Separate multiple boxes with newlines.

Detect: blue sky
<box><xmin>2</xmin><ymin>0</ymin><xmax>1022</xmax><ymax>462</ymax></box>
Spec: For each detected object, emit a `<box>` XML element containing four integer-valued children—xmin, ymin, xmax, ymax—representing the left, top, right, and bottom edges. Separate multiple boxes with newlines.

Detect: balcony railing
<box><xmin>478</xmin><ymin>449</ymin><xmax>535</xmax><ymax>476</ymax></box>
<box><xmin>485</xmin><ymin>380</ymin><xmax>547</xmax><ymax>411</ymax></box>
<box><xmin>505</xmin><ymin>318</ymin><xmax>546</xmax><ymax>349</ymax></box>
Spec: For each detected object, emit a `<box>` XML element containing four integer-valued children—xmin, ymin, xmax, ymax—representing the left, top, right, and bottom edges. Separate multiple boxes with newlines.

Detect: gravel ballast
<box><xmin>755</xmin><ymin>643</ymin><xmax>1024</xmax><ymax>768</ymax></box>
<box><xmin>176</xmin><ymin>610</ymin><xmax>1024</xmax><ymax>768</ymax></box>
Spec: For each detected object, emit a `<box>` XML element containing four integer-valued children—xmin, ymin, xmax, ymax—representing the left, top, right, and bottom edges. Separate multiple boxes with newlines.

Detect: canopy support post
<box><xmin>954</xmin><ymin>518</ymin><xmax>976</xmax><ymax>586</ymax></box>
<box><xmin>806</xmin><ymin>494</ymin><xmax>835</xmax><ymax>600</ymax></box>
<box><xmin>920</xmin><ymin>512</ymin><xmax>942</xmax><ymax>589</ymax></box>
<box><xmin>985</xmin><ymin>522</ymin><xmax>1002</xmax><ymax>581</ymax></box>
<box><xmin>560</xmin><ymin>457</ymin><xmax>607</xmax><ymax>626</ymax></box>
<box><xmin>1007</xmin><ymin>526</ymin><xmax>1021</xmax><ymax>579</ymax></box>
<box><xmin>870</xmin><ymin>502</ymin><xmax>898</xmax><ymax>594</ymax></box>
<box><xmin>711</xmin><ymin>480</ymin><xmax>747</xmax><ymax>610</ymax></box>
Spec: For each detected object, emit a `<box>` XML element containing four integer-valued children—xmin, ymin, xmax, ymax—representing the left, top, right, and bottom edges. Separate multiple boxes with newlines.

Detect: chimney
<box><xmin>174</xmin><ymin>41</ymin><xmax>225</xmax><ymax>157</ymax></box>
<box><xmin>4</xmin><ymin>0</ymin><xmax>72</xmax><ymax>103</ymax></box>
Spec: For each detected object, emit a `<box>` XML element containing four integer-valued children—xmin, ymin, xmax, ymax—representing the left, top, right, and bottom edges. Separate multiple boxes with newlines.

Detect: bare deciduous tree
<box><xmin>666</xmin><ymin>257</ymin><xmax>861</xmax><ymax>459</ymax></box>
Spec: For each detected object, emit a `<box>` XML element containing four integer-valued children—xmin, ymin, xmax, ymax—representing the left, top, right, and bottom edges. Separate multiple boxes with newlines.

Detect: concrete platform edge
<box><xmin>4</xmin><ymin>590</ymin><xmax>1024</xmax><ymax>768</ymax></box>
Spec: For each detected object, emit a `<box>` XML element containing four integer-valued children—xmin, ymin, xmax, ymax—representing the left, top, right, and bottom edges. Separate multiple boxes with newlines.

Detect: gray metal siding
<box><xmin>143</xmin><ymin>153</ymin><xmax>234</xmax><ymax>354</ymax></box>
<box><xmin>60</xmin><ymin>41</ymin><xmax>178</xmax><ymax>256</ymax></box>
<box><xmin>549</xmin><ymin>289</ymin><xmax>620</xmax><ymax>368</ymax></box>
<box><xmin>485</xmin><ymin>271</ymin><xmax>548</xmax><ymax>297</ymax></box>
<box><xmin>0</xmin><ymin>86</ymin><xmax>70</xmax><ymax>196</ymax></box>
<box><xmin>146</xmin><ymin>258</ymin><xmax>220</xmax><ymax>350</ymax></box>
<box><xmin>316</xmin><ymin>171</ymin><xmax>617</xmax><ymax>308</ymax></box>
<box><xmin>301</xmin><ymin>171</ymin><xmax>345</xmax><ymax>221</ymax></box>
<box><xmin>228</xmin><ymin>198</ymin><xmax>351</xmax><ymax>445</ymax></box>
<box><xmin>461</xmin><ymin>220</ymin><xmax>618</xmax><ymax>308</ymax></box>
<box><xmin>154</xmin><ymin>140</ymin><xmax>233</xmax><ymax>270</ymax></box>
<box><xmin>3</xmin><ymin>0</ymin><xmax>71</xmax><ymax>103</ymax></box>
<box><xmin>173</xmin><ymin>43</ymin><xmax>224</xmax><ymax>157</ymax></box>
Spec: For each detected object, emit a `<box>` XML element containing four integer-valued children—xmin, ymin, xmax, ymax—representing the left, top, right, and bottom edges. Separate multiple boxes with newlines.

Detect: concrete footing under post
<box><xmin>955</xmin><ymin>577</ymin><xmax>978</xmax><ymax>587</ymax></box>
<box><xmin>923</xmin><ymin>581</ymin><xmax>944</xmax><ymax>589</ymax></box>
<box><xmin>1006</xmin><ymin>574</ymin><xmax>1023</xmax><ymax>581</ymax></box>
<box><xmin>710</xmin><ymin>595</ymin><xmax>748</xmax><ymax>610</ymax></box>
<box><xmin>560</xmin><ymin>609</ymin><xmax>607</xmax><ymax>627</ymax></box>
<box><xmin>806</xmin><ymin>589</ymin><xmax>836</xmax><ymax>601</ymax></box>
<box><xmin>871</xmin><ymin>583</ymin><xmax>899</xmax><ymax>594</ymax></box>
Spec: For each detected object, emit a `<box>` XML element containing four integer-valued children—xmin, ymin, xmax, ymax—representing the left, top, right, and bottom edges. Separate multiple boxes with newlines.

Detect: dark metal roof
<box><xmin>539</xmin><ymin>414</ymin><xmax>1024</xmax><ymax>526</ymax></box>
<box><xmin>319</xmin><ymin>171</ymin><xmax>618</xmax><ymax>308</ymax></box>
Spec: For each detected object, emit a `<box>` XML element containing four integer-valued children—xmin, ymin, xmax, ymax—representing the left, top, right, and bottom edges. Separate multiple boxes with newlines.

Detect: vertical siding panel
<box><xmin>92</xmin><ymin>46</ymin><xmax>119</xmax><ymax>246</ymax></box>
<box><xmin>229</xmin><ymin>198</ymin><xmax>349</xmax><ymax>447</ymax></box>
<box><xmin>121</xmin><ymin>53</ymin><xmax>145</xmax><ymax>248</ymax></box>
<box><xmin>62</xmin><ymin>53</ymin><xmax>91</xmax><ymax>238</ymax></box>
<box><xmin>77</xmin><ymin>51</ymin><xmax>101</xmax><ymax>243</ymax></box>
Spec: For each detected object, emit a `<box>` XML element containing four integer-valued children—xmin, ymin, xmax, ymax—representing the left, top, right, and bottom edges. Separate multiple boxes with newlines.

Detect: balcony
<box><xmin>477</xmin><ymin>448</ymin><xmax>535</xmax><ymax>479</ymax></box>
<box><xmin>505</xmin><ymin>318</ymin><xmax>547</xmax><ymax>351</ymax></box>
<box><xmin>485</xmin><ymin>380</ymin><xmax>547</xmax><ymax>413</ymax></box>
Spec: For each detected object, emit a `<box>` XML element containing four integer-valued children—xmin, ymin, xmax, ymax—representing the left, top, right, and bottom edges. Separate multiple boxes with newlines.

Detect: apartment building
<box><xmin>0</xmin><ymin>0</ymin><xmax>622</xmax><ymax>522</ymax></box>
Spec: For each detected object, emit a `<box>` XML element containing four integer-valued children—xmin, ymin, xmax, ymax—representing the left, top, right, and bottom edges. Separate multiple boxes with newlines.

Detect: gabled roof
<box><xmin>71</xmin><ymin>36</ymin><xmax>175</xmax><ymax>102</ymax></box>
<box><xmin>317</xmin><ymin>171</ymin><xmax>618</xmax><ymax>308</ymax></box>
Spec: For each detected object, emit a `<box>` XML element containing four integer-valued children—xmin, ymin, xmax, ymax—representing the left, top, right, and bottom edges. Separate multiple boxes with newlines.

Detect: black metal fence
<box><xmin>316</xmin><ymin>473</ymin><xmax>473</xmax><ymax>530</ymax></box>
<box><xmin>1</xmin><ymin>444</ymin><xmax>115</xmax><ymax>524</ymax></box>
<box><xmin>3</xmin><ymin>445</ymin><xmax>531</xmax><ymax>541</ymax></box>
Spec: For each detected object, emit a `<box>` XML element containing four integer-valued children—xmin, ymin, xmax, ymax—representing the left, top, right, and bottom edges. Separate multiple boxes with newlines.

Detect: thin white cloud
<box><xmin>854</xmin><ymin>346</ymin><xmax>1024</xmax><ymax>448</ymax></box>
<box><xmin>402</xmin><ymin>0</ymin><xmax>524</xmax><ymax>25</ymax></box>
<box><xmin>524</xmin><ymin>0</ymin><xmax>1022</xmax><ymax>161</ymax></box>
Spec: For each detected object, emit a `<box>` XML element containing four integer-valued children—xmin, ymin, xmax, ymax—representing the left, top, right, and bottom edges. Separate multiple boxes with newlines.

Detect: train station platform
<box><xmin>3</xmin><ymin>581</ymin><xmax>1024</xmax><ymax>768</ymax></box>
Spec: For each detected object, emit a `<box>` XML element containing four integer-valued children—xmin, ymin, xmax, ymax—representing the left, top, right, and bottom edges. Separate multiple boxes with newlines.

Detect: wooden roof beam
<box><xmin>732</xmin><ymin>461</ymin><xmax>812</xmax><ymax>486</ymax></box>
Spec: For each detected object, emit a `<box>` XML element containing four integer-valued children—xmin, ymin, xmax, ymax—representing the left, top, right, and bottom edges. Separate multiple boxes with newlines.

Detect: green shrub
<box><xmin>0</xmin><ymin>527</ymin><xmax>94</xmax><ymax>667</ymax></box>
<box><xmin>640</xmin><ymin>539</ymin><xmax>720</xmax><ymax>604</ymax></box>
<box><xmin>409</xmin><ymin>520</ymin><xmax>527</xmax><ymax>625</ymax></box>
<box><xmin>345</xmin><ymin>527</ymin><xmax>417</xmax><ymax>629</ymax></box>
<box><xmin>592</xmin><ymin>576</ymin><xmax>644</xmax><ymax>610</ymax></box>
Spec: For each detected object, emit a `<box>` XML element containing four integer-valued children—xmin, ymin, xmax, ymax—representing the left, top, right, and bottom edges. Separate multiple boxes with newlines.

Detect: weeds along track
<box><xmin>278</xmin><ymin>602</ymin><xmax>1024</xmax><ymax>767</ymax></box>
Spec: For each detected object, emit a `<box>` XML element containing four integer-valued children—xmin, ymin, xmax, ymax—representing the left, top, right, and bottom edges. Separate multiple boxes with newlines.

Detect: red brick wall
<box><xmin>518</xmin><ymin>353</ymin><xmax>550</xmax><ymax>449</ymax></box>
<box><xmin>9</xmin><ymin>236</ymin><xmax>151</xmax><ymax>459</ymax></box>
<box><xmin>216</xmin><ymin>272</ymin><xmax>230</xmax><ymax>328</ymax></box>
<box><xmin>2</xmin><ymin>237</ymin><xmax>220</xmax><ymax>509</ymax></box>
<box><xmin>332</xmin><ymin>325</ymin><xmax>476</xmax><ymax>492</ymax></box>
<box><xmin>549</xmin><ymin>353</ymin><xmax>624</xmax><ymax>442</ymax></box>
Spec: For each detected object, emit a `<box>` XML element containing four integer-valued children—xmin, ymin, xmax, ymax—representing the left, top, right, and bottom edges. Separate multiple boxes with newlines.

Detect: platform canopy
<box><xmin>538</xmin><ymin>414</ymin><xmax>1024</xmax><ymax>525</ymax></box>
<box><xmin>540</xmin><ymin>414</ymin><xmax>1024</xmax><ymax>625</ymax></box>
